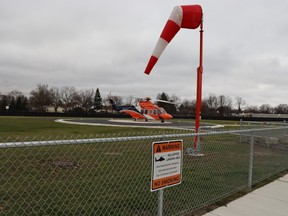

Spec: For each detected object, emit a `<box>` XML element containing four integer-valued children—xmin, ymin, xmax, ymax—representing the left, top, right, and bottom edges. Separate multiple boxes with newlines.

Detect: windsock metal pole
<box><xmin>143</xmin><ymin>5</ymin><xmax>204</xmax><ymax>151</ymax></box>
<box><xmin>193</xmin><ymin>21</ymin><xmax>203</xmax><ymax>150</ymax></box>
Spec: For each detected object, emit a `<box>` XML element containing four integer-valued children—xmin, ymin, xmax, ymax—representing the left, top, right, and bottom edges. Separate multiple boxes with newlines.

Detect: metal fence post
<box><xmin>248</xmin><ymin>132</ymin><xmax>254</xmax><ymax>190</ymax></box>
<box><xmin>284</xmin><ymin>120</ymin><xmax>287</xmax><ymax>136</ymax></box>
<box><xmin>240</xmin><ymin>119</ymin><xmax>243</xmax><ymax>143</ymax></box>
<box><xmin>158</xmin><ymin>189</ymin><xmax>164</xmax><ymax>216</ymax></box>
<box><xmin>157</xmin><ymin>134</ymin><xmax>165</xmax><ymax>216</ymax></box>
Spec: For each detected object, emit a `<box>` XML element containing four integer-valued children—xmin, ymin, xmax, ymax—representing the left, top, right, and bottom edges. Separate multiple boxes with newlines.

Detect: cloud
<box><xmin>0</xmin><ymin>0</ymin><xmax>287</xmax><ymax>107</ymax></box>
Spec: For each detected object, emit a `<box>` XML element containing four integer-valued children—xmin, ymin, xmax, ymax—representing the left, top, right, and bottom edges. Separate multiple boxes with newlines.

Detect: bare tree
<box><xmin>217</xmin><ymin>95</ymin><xmax>232</xmax><ymax>116</ymax></box>
<box><xmin>235</xmin><ymin>96</ymin><xmax>246</xmax><ymax>114</ymax></box>
<box><xmin>170</xmin><ymin>94</ymin><xmax>181</xmax><ymax>110</ymax></box>
<box><xmin>75</xmin><ymin>89</ymin><xmax>94</xmax><ymax>112</ymax></box>
<box><xmin>60</xmin><ymin>86</ymin><xmax>77</xmax><ymax>112</ymax></box>
<box><xmin>178</xmin><ymin>99</ymin><xmax>196</xmax><ymax>115</ymax></box>
<box><xmin>274</xmin><ymin>104</ymin><xmax>288</xmax><ymax>114</ymax></box>
<box><xmin>6</xmin><ymin>90</ymin><xmax>28</xmax><ymax>111</ymax></box>
<box><xmin>201</xmin><ymin>99</ymin><xmax>209</xmax><ymax>116</ymax></box>
<box><xmin>50</xmin><ymin>87</ymin><xmax>62</xmax><ymax>112</ymax></box>
<box><xmin>29</xmin><ymin>84</ymin><xmax>51</xmax><ymax>111</ymax></box>
<box><xmin>0</xmin><ymin>94</ymin><xmax>9</xmax><ymax>111</ymax></box>
<box><xmin>259</xmin><ymin>104</ymin><xmax>273</xmax><ymax>113</ymax></box>
<box><xmin>245</xmin><ymin>105</ymin><xmax>259</xmax><ymax>113</ymax></box>
<box><xmin>8</xmin><ymin>90</ymin><xmax>24</xmax><ymax>99</ymax></box>
<box><xmin>124</xmin><ymin>95</ymin><xmax>134</xmax><ymax>106</ymax></box>
<box><xmin>206</xmin><ymin>94</ymin><xmax>218</xmax><ymax>116</ymax></box>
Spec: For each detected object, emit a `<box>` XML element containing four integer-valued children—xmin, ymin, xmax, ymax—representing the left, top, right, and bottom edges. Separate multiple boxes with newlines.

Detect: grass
<box><xmin>0</xmin><ymin>116</ymin><xmax>265</xmax><ymax>139</ymax></box>
<box><xmin>0</xmin><ymin>116</ymin><xmax>279</xmax><ymax>138</ymax></box>
<box><xmin>0</xmin><ymin>116</ymin><xmax>287</xmax><ymax>215</ymax></box>
<box><xmin>0</xmin><ymin>116</ymin><xmax>170</xmax><ymax>138</ymax></box>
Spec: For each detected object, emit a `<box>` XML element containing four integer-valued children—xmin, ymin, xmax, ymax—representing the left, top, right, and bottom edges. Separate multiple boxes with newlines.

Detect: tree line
<box><xmin>1</xmin><ymin>84</ymin><xmax>288</xmax><ymax>116</ymax></box>
<box><xmin>157</xmin><ymin>93</ymin><xmax>288</xmax><ymax>116</ymax></box>
<box><xmin>0</xmin><ymin>84</ymin><xmax>103</xmax><ymax>113</ymax></box>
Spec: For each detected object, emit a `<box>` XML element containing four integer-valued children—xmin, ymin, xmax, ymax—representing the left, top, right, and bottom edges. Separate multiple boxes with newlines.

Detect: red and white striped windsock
<box><xmin>144</xmin><ymin>5</ymin><xmax>203</xmax><ymax>75</ymax></box>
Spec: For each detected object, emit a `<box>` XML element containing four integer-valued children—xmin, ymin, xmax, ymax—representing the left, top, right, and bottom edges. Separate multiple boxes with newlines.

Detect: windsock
<box><xmin>144</xmin><ymin>5</ymin><xmax>203</xmax><ymax>75</ymax></box>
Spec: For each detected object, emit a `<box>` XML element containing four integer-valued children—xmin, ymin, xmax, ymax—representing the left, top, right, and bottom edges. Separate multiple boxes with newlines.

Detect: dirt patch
<box><xmin>104</xmin><ymin>152</ymin><xmax>122</xmax><ymax>156</ymax></box>
<box><xmin>51</xmin><ymin>160</ymin><xmax>79</xmax><ymax>169</ymax></box>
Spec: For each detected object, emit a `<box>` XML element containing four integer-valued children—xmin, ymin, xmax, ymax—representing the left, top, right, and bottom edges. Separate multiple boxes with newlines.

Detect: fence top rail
<box><xmin>1</xmin><ymin>126</ymin><xmax>287</xmax><ymax>149</ymax></box>
<box><xmin>241</xmin><ymin>120</ymin><xmax>287</xmax><ymax>125</ymax></box>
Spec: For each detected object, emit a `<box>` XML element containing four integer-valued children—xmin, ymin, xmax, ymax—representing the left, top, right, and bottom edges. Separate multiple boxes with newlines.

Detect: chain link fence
<box><xmin>1</xmin><ymin>127</ymin><xmax>288</xmax><ymax>215</ymax></box>
<box><xmin>240</xmin><ymin>119</ymin><xmax>288</xmax><ymax>130</ymax></box>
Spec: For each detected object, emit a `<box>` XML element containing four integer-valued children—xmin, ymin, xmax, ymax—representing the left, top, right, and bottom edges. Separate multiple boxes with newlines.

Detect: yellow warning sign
<box><xmin>151</xmin><ymin>140</ymin><xmax>183</xmax><ymax>191</ymax></box>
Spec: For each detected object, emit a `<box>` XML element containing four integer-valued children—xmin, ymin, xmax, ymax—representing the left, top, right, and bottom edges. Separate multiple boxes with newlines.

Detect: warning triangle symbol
<box><xmin>156</xmin><ymin>145</ymin><xmax>161</xmax><ymax>152</ymax></box>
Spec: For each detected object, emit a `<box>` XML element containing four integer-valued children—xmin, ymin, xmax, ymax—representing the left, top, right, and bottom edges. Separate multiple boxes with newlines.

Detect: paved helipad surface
<box><xmin>57</xmin><ymin>118</ymin><xmax>223</xmax><ymax>130</ymax></box>
<box><xmin>204</xmin><ymin>174</ymin><xmax>288</xmax><ymax>216</ymax></box>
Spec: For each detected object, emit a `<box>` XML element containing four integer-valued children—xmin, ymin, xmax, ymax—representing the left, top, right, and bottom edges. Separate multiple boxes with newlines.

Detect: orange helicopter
<box><xmin>109</xmin><ymin>97</ymin><xmax>173</xmax><ymax>123</ymax></box>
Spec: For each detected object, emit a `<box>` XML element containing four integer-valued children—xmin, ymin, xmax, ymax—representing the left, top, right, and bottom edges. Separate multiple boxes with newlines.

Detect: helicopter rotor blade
<box><xmin>155</xmin><ymin>99</ymin><xmax>175</xmax><ymax>105</ymax></box>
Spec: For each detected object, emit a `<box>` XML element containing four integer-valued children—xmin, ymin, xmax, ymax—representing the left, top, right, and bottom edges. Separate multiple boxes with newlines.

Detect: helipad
<box><xmin>56</xmin><ymin>118</ymin><xmax>223</xmax><ymax>130</ymax></box>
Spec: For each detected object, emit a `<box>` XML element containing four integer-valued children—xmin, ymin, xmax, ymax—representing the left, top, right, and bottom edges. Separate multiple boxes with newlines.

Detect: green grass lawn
<box><xmin>0</xmin><ymin>116</ymin><xmax>241</xmax><ymax>138</ymax></box>
<box><xmin>0</xmin><ymin>116</ymin><xmax>280</xmax><ymax>138</ymax></box>
<box><xmin>0</xmin><ymin>116</ymin><xmax>287</xmax><ymax>215</ymax></box>
<box><xmin>0</xmin><ymin>116</ymin><xmax>170</xmax><ymax>139</ymax></box>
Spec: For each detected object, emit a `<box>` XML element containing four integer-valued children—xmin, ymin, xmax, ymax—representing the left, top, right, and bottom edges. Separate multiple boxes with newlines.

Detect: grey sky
<box><xmin>0</xmin><ymin>0</ymin><xmax>287</xmax><ymax>107</ymax></box>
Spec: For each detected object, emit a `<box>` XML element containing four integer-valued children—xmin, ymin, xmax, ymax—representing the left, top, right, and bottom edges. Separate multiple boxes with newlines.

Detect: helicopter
<box><xmin>109</xmin><ymin>97</ymin><xmax>173</xmax><ymax>123</ymax></box>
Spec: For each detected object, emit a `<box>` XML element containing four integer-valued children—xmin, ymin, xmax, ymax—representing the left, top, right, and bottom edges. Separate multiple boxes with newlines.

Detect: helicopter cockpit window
<box><xmin>159</xmin><ymin>108</ymin><xmax>166</xmax><ymax>114</ymax></box>
<box><xmin>153</xmin><ymin>109</ymin><xmax>157</xmax><ymax>115</ymax></box>
<box><xmin>144</xmin><ymin>109</ymin><xmax>148</xmax><ymax>115</ymax></box>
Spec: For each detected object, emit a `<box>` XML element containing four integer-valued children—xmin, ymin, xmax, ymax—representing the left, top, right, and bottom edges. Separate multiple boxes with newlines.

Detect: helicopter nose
<box><xmin>161</xmin><ymin>113</ymin><xmax>173</xmax><ymax>120</ymax></box>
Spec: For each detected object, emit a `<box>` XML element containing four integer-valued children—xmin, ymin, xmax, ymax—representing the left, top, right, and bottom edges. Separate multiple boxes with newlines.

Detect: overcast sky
<box><xmin>0</xmin><ymin>0</ymin><xmax>287</xmax><ymax>107</ymax></box>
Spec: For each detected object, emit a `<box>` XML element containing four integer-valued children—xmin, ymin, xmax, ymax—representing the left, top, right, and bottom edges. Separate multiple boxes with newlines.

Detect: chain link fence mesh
<box><xmin>240</xmin><ymin>120</ymin><xmax>287</xmax><ymax>130</ymax></box>
<box><xmin>1</xmin><ymin>127</ymin><xmax>288</xmax><ymax>215</ymax></box>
